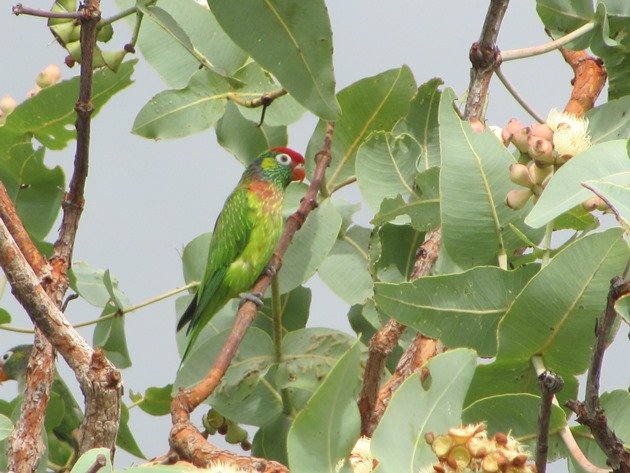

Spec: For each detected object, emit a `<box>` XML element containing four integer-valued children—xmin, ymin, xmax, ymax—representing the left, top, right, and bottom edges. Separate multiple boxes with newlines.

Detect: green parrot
<box><xmin>177</xmin><ymin>147</ymin><xmax>305</xmax><ymax>361</ymax></box>
<box><xmin>0</xmin><ymin>344</ymin><xmax>83</xmax><ymax>462</ymax></box>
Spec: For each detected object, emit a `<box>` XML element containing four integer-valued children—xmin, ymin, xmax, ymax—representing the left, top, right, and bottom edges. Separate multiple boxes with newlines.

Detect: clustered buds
<box><xmin>203</xmin><ymin>409</ymin><xmax>251</xmax><ymax>451</ymax></box>
<box><xmin>495</xmin><ymin>109</ymin><xmax>602</xmax><ymax>213</ymax></box>
<box><xmin>425</xmin><ymin>423</ymin><xmax>536</xmax><ymax>473</ymax></box>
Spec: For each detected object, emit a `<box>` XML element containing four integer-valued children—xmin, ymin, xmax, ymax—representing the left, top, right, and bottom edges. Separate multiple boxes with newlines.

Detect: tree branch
<box><xmin>558</xmin><ymin>47</ymin><xmax>607</xmax><ymax>117</ymax></box>
<box><xmin>464</xmin><ymin>0</ymin><xmax>510</xmax><ymax>120</ymax></box>
<box><xmin>566</xmin><ymin>277</ymin><xmax>630</xmax><ymax>473</ymax></box>
<box><xmin>169</xmin><ymin>122</ymin><xmax>335</xmax><ymax>469</ymax></box>
<box><xmin>535</xmin><ymin>370</ymin><xmax>564</xmax><ymax>473</ymax></box>
<box><xmin>12</xmin><ymin>3</ymin><xmax>83</xmax><ymax>19</ymax></box>
<box><xmin>358</xmin><ymin>229</ymin><xmax>442</xmax><ymax>436</ymax></box>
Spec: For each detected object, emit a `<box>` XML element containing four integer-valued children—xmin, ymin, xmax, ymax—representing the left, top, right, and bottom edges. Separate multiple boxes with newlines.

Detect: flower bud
<box><xmin>527</xmin><ymin>135</ymin><xmax>553</xmax><ymax>163</ymax></box>
<box><xmin>527</xmin><ymin>162</ymin><xmax>552</xmax><ymax>186</ymax></box>
<box><xmin>469</xmin><ymin>117</ymin><xmax>485</xmax><ymax>134</ymax></box>
<box><xmin>509</xmin><ymin>163</ymin><xmax>533</xmax><ymax>188</ymax></box>
<box><xmin>0</xmin><ymin>95</ymin><xmax>17</xmax><ymax>115</ymax></box>
<box><xmin>530</xmin><ymin>122</ymin><xmax>553</xmax><ymax>141</ymax></box>
<box><xmin>36</xmin><ymin>64</ymin><xmax>61</xmax><ymax>88</ymax></box>
<box><xmin>506</xmin><ymin>119</ymin><xmax>529</xmax><ymax>153</ymax></box>
<box><xmin>506</xmin><ymin>188</ymin><xmax>533</xmax><ymax>210</ymax></box>
<box><xmin>582</xmin><ymin>196</ymin><xmax>608</xmax><ymax>212</ymax></box>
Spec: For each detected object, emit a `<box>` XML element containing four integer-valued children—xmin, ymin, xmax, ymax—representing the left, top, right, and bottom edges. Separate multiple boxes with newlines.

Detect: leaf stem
<box><xmin>330</xmin><ymin>175</ymin><xmax>357</xmax><ymax>194</ymax></box>
<box><xmin>541</xmin><ymin>221</ymin><xmax>554</xmax><ymax>267</ymax></box>
<box><xmin>495</xmin><ymin>67</ymin><xmax>544</xmax><ymax>123</ymax></box>
<box><xmin>0</xmin><ymin>282</ymin><xmax>198</xmax><ymax>333</ymax></box>
<box><xmin>501</xmin><ymin>21</ymin><xmax>595</xmax><ymax>61</ymax></box>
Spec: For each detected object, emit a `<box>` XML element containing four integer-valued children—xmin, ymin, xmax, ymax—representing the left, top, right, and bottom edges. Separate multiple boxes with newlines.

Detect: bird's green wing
<box><xmin>181</xmin><ymin>187</ymin><xmax>255</xmax><ymax>359</ymax></box>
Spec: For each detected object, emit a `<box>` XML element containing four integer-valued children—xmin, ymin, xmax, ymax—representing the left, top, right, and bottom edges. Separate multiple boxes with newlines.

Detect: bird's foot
<box><xmin>263</xmin><ymin>264</ymin><xmax>277</xmax><ymax>277</ymax></box>
<box><xmin>239</xmin><ymin>292</ymin><xmax>264</xmax><ymax>308</ymax></box>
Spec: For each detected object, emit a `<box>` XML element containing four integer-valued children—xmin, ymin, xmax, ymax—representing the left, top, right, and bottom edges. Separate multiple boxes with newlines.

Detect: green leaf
<box><xmin>129</xmin><ymin>0</ymin><xmax>247</xmax><ymax>88</ymax></box>
<box><xmin>277</xmin><ymin>198</ymin><xmax>342</xmax><ymax>294</ymax></box>
<box><xmin>318</xmin><ymin>226</ymin><xmax>373</xmax><ymax>305</ymax></box>
<box><xmin>255</xmin><ymin>286</ymin><xmax>311</xmax><ymax>337</ymax></box>
<box><xmin>616</xmin><ymin>291</ymin><xmax>630</xmax><ymax>324</ymax></box>
<box><xmin>0</xmin><ymin>309</ymin><xmax>10</xmax><ymax>325</ymax></box>
<box><xmin>277</xmin><ymin>328</ymin><xmax>356</xmax><ymax>393</ymax></box>
<box><xmin>136</xmin><ymin>3</ymin><xmax>240</xmax><ymax>83</ymax></box>
<box><xmin>394</xmin><ymin>78</ymin><xmax>443</xmax><ymax>170</ymax></box>
<box><xmin>231</xmin><ymin>62</ymin><xmax>306</xmax><ymax>127</ymax></box>
<box><xmin>208</xmin><ymin>0</ymin><xmax>340</xmax><ymax>120</ymax></box>
<box><xmin>306</xmin><ymin>66</ymin><xmax>417</xmax><ymax>193</ymax></box>
<box><xmin>370</xmin><ymin>223</ymin><xmax>424</xmax><ymax>283</ymax></box>
<box><xmin>465</xmin><ymin>358</ymin><xmax>578</xmax><ymax>410</ymax></box>
<box><xmin>587</xmin><ymin>96</ymin><xmax>630</xmax><ymax>144</ymax></box>
<box><xmin>132</xmin><ymin>68</ymin><xmax>228</xmax><ymax>139</ymax></box>
<box><xmin>536</xmin><ymin>0</ymin><xmax>595</xmax><ymax>49</ymax></box>
<box><xmin>498</xmin><ymin>228</ymin><xmax>628</xmax><ymax>376</ymax></box>
<box><xmin>70</xmin><ymin>448</ymin><xmax>113</xmax><ymax>473</ymax></box>
<box><xmin>375</xmin><ymin>265</ymin><xmax>538</xmax><ymax>357</ymax></box>
<box><xmin>439</xmin><ymin>88</ymin><xmax>541</xmax><ymax>268</ymax></box>
<box><xmin>70</xmin><ymin>261</ymin><xmax>130</xmax><ymax>308</ymax></box>
<box><xmin>525</xmin><ymin>140</ymin><xmax>630</xmax><ymax>228</ymax></box>
<box><xmin>216</xmin><ymin>102</ymin><xmax>287</xmax><ymax>165</ymax></box>
<box><xmin>553</xmin><ymin>205</ymin><xmax>599</xmax><ymax>231</ymax></box>
<box><xmin>0</xmin><ymin>415</ymin><xmax>13</xmax><ymax>441</ymax></box>
<box><xmin>0</xmin><ymin>61</ymin><xmax>135</xmax><ymax>151</ymax></box>
<box><xmin>372</xmin><ymin>349</ymin><xmax>477</xmax><ymax>473</ymax></box>
<box><xmin>116</xmin><ymin>403</ymin><xmax>145</xmax><ymax>459</ymax></box>
<box><xmin>0</xmin><ymin>144</ymin><xmax>64</xmax><ymax>240</ymax></box>
<box><xmin>356</xmin><ymin>132</ymin><xmax>420</xmax><ymax>212</ymax></box>
<box><xmin>583</xmin><ymin>172</ymin><xmax>630</xmax><ymax>231</ymax></box>
<box><xmin>463</xmin><ymin>393</ymin><xmax>566</xmax><ymax>449</ymax></box>
<box><xmin>287</xmin><ymin>341</ymin><xmax>363</xmax><ymax>473</ymax></box>
<box><xmin>93</xmin><ymin>304</ymin><xmax>132</xmax><ymax>369</ymax></box>
<box><xmin>252</xmin><ymin>413</ymin><xmax>292</xmax><ymax>465</ymax></box>
<box><xmin>371</xmin><ymin>167</ymin><xmax>440</xmax><ymax>231</ymax></box>
<box><xmin>136</xmin><ymin>384</ymin><xmax>173</xmax><ymax>417</ymax></box>
<box><xmin>181</xmin><ymin>232</ymin><xmax>212</xmax><ymax>285</ymax></box>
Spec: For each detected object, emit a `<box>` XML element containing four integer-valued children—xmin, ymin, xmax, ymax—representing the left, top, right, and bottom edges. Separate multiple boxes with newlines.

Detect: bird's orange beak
<box><xmin>292</xmin><ymin>162</ymin><xmax>305</xmax><ymax>182</ymax></box>
<box><xmin>0</xmin><ymin>368</ymin><xmax>9</xmax><ymax>383</ymax></box>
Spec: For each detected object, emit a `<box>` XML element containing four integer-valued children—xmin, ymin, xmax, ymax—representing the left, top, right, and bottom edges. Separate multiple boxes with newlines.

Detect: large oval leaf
<box><xmin>287</xmin><ymin>341</ymin><xmax>363</xmax><ymax>473</ymax></box>
<box><xmin>375</xmin><ymin>265</ymin><xmax>539</xmax><ymax>357</ymax></box>
<box><xmin>525</xmin><ymin>140</ymin><xmax>629</xmax><ymax>228</ymax></box>
<box><xmin>132</xmin><ymin>68</ymin><xmax>228</xmax><ymax>139</ymax></box>
<box><xmin>306</xmin><ymin>66</ymin><xmax>417</xmax><ymax>193</ymax></box>
<box><xmin>498</xmin><ymin>228</ymin><xmax>628</xmax><ymax>375</ymax></box>
<box><xmin>208</xmin><ymin>0</ymin><xmax>340</xmax><ymax>120</ymax></box>
<box><xmin>439</xmin><ymin>88</ymin><xmax>542</xmax><ymax>268</ymax></box>
<box><xmin>356</xmin><ymin>132</ymin><xmax>420</xmax><ymax>212</ymax></box>
<box><xmin>372</xmin><ymin>349</ymin><xmax>477</xmax><ymax>473</ymax></box>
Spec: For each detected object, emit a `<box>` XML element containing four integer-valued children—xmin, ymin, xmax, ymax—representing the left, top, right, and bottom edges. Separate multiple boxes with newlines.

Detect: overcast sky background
<box><xmin>0</xmin><ymin>1</ymin><xmax>627</xmax><ymax>471</ymax></box>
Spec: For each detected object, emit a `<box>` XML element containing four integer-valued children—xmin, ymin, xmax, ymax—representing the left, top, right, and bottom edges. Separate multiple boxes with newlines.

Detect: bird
<box><xmin>0</xmin><ymin>344</ymin><xmax>83</xmax><ymax>464</ymax></box>
<box><xmin>177</xmin><ymin>147</ymin><xmax>306</xmax><ymax>361</ymax></box>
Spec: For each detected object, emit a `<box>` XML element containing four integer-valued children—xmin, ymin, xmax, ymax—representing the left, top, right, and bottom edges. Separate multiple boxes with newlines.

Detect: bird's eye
<box><xmin>1</xmin><ymin>351</ymin><xmax>13</xmax><ymax>362</ymax></box>
<box><xmin>276</xmin><ymin>153</ymin><xmax>291</xmax><ymax>165</ymax></box>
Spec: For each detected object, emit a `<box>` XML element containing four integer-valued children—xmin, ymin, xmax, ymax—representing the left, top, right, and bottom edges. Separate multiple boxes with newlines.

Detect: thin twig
<box><xmin>566</xmin><ymin>277</ymin><xmax>630</xmax><ymax>472</ymax></box>
<box><xmin>495</xmin><ymin>67</ymin><xmax>544</xmax><ymax>123</ymax></box>
<box><xmin>169</xmin><ymin>122</ymin><xmax>335</xmax><ymax>469</ymax></box>
<box><xmin>501</xmin><ymin>21</ymin><xmax>595</xmax><ymax>62</ymax></box>
<box><xmin>329</xmin><ymin>175</ymin><xmax>357</xmax><ymax>194</ymax></box>
<box><xmin>226</xmin><ymin>89</ymin><xmax>287</xmax><ymax>108</ymax></box>
<box><xmin>536</xmin><ymin>370</ymin><xmax>564</xmax><ymax>473</ymax></box>
<box><xmin>12</xmin><ymin>3</ymin><xmax>82</xmax><ymax>19</ymax></box>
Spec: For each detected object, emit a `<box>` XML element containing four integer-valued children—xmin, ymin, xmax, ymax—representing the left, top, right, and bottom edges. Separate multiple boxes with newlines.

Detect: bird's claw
<box><xmin>263</xmin><ymin>265</ymin><xmax>277</xmax><ymax>277</ymax></box>
<box><xmin>239</xmin><ymin>292</ymin><xmax>264</xmax><ymax>308</ymax></box>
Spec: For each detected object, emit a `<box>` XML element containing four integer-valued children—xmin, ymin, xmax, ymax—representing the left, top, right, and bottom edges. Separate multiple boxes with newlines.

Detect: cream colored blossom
<box><xmin>349</xmin><ymin>436</ymin><xmax>376</xmax><ymax>473</ymax></box>
<box><xmin>206</xmin><ymin>461</ymin><xmax>251</xmax><ymax>473</ymax></box>
<box><xmin>546</xmin><ymin>108</ymin><xmax>591</xmax><ymax>158</ymax></box>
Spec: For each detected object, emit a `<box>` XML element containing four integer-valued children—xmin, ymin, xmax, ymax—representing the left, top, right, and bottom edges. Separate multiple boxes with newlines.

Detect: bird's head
<box><xmin>0</xmin><ymin>344</ymin><xmax>32</xmax><ymax>383</ymax></box>
<box><xmin>249</xmin><ymin>147</ymin><xmax>305</xmax><ymax>187</ymax></box>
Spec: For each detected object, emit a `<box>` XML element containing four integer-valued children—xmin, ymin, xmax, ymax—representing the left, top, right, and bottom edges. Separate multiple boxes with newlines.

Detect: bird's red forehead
<box><xmin>271</xmin><ymin>147</ymin><xmax>304</xmax><ymax>164</ymax></box>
